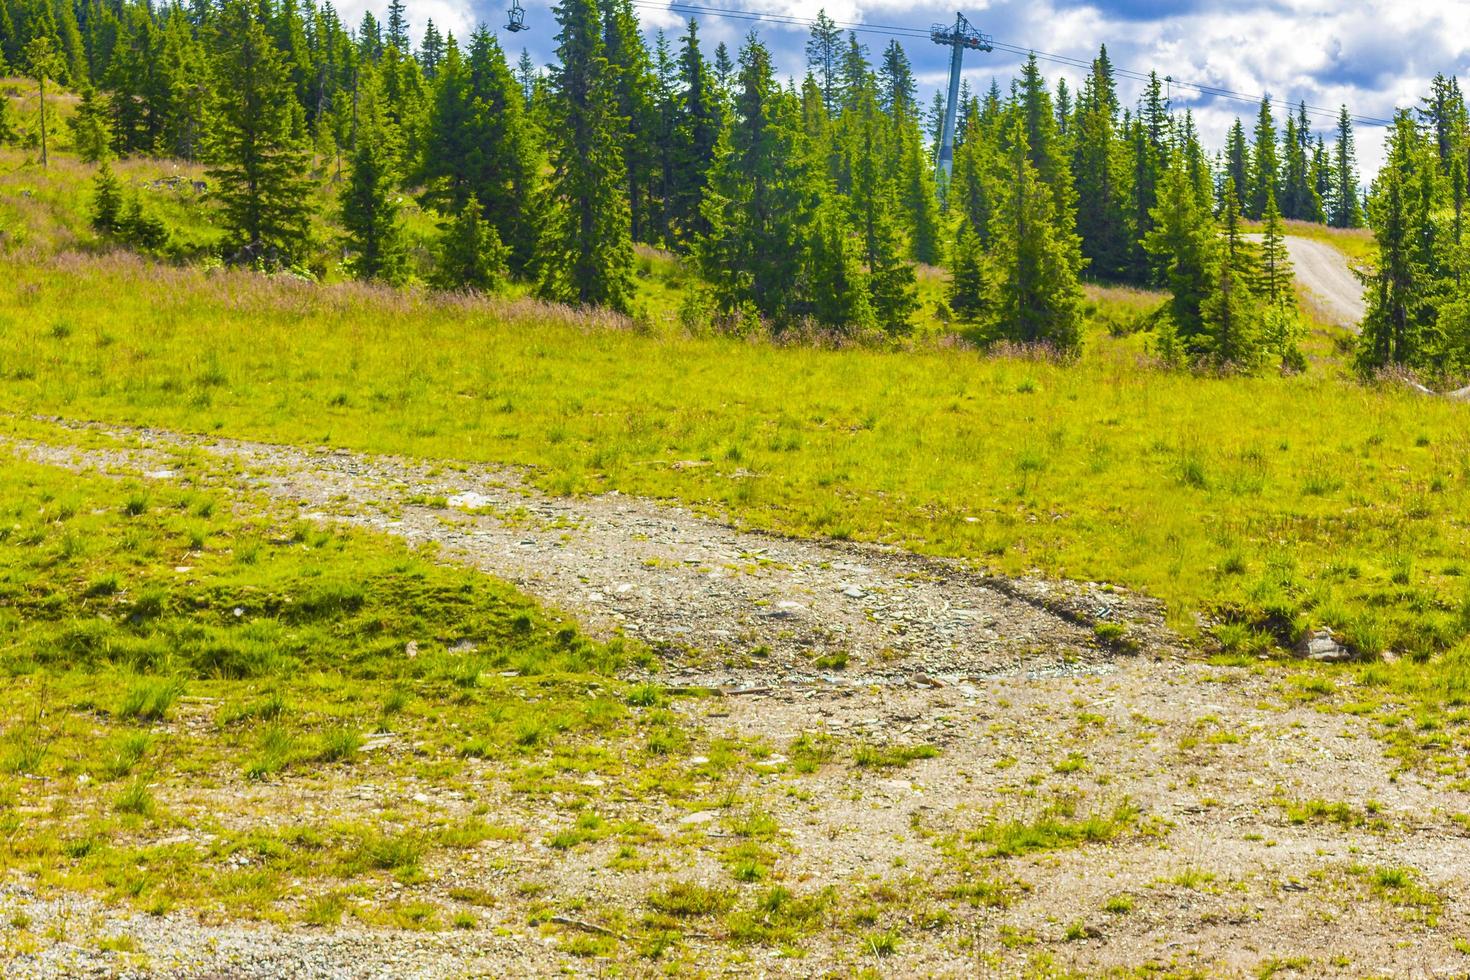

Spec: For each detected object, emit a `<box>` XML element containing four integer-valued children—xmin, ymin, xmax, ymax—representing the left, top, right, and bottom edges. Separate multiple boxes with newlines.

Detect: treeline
<box><xmin>0</xmin><ymin>0</ymin><xmax>1464</xmax><ymax>375</ymax></box>
<box><xmin>1357</xmin><ymin>77</ymin><xmax>1470</xmax><ymax>379</ymax></box>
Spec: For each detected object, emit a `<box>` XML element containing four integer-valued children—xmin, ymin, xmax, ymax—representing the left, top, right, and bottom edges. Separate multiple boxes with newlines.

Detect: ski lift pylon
<box><xmin>506</xmin><ymin>0</ymin><xmax>528</xmax><ymax>31</ymax></box>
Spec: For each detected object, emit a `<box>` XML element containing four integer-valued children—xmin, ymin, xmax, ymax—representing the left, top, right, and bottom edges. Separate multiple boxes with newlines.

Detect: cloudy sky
<box><xmin>366</xmin><ymin>0</ymin><xmax>1470</xmax><ymax>175</ymax></box>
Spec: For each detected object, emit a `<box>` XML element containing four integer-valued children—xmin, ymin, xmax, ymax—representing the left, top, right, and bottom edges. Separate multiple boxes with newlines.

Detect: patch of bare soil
<box><xmin>4</xmin><ymin>419</ymin><xmax>1468</xmax><ymax>978</ymax></box>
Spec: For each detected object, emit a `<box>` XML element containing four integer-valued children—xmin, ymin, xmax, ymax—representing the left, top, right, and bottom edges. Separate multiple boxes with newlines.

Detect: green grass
<box><xmin>1</xmin><ymin>217</ymin><xmax>1464</xmax><ymax>665</ymax></box>
<box><xmin>0</xmin><ymin>453</ymin><xmax>701</xmax><ymax>922</ymax></box>
<box><xmin>963</xmin><ymin>799</ymin><xmax>1144</xmax><ymax>858</ymax></box>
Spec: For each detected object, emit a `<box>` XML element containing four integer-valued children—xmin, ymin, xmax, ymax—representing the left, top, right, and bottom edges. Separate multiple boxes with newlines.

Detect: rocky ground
<box><xmin>4</xmin><ymin>419</ymin><xmax>1470</xmax><ymax>978</ymax></box>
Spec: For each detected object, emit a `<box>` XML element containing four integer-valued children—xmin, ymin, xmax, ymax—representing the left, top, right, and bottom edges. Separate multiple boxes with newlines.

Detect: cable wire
<box><xmin>627</xmin><ymin>0</ymin><xmax>1395</xmax><ymax>128</ymax></box>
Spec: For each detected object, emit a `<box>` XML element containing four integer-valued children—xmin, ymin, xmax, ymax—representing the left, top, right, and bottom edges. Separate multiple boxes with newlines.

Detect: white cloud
<box><xmin>336</xmin><ymin>0</ymin><xmax>1470</xmax><ymax>174</ymax></box>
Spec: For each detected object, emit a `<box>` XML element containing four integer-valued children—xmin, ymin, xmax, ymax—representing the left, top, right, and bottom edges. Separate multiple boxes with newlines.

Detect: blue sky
<box><xmin>365</xmin><ymin>0</ymin><xmax>1470</xmax><ymax>175</ymax></box>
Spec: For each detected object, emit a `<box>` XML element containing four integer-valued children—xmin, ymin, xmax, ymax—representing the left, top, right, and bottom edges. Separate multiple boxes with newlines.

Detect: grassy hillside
<box><xmin>0</xmin><ymin>236</ymin><xmax>1464</xmax><ymax>661</ymax></box>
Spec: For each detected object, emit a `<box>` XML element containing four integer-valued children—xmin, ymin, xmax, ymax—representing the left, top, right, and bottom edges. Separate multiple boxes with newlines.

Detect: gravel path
<box><xmin>8</xmin><ymin>419</ymin><xmax>1171</xmax><ymax>687</ymax></box>
<box><xmin>13</xmin><ymin>419</ymin><xmax>1469</xmax><ymax>977</ymax></box>
<box><xmin>1246</xmin><ymin>234</ymin><xmax>1367</xmax><ymax>329</ymax></box>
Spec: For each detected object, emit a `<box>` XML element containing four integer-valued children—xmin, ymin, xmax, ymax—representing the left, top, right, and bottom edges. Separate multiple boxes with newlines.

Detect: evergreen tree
<box><xmin>807</xmin><ymin>200</ymin><xmax>873</xmax><ymax>330</ymax></box>
<box><xmin>712</xmin><ymin>42</ymin><xmax>733</xmax><ymax>95</ymax></box>
<box><xmin>1013</xmin><ymin>54</ymin><xmax>1070</xmax><ymax>200</ymax></box>
<box><xmin>419</xmin><ymin>20</ymin><xmax>443</xmax><ymax>77</ymax></box>
<box><xmin>667</xmin><ymin>17</ymin><xmax>721</xmax><ymax>244</ymax></box>
<box><xmin>434</xmin><ymin>194</ymin><xmax>508</xmax><ymax>290</ymax></box>
<box><xmin>1357</xmin><ymin>111</ymin><xmax>1440</xmax><ymax>372</ymax></box>
<box><xmin>422</xmin><ymin>32</ymin><xmax>541</xmax><ymax>275</ymax></box>
<box><xmin>601</xmin><ymin>0</ymin><xmax>658</xmax><ymax>244</ymax></box>
<box><xmin>517</xmin><ymin>49</ymin><xmax>536</xmax><ymax>105</ymax></box>
<box><xmin>837</xmin><ymin>32</ymin><xmax>870</xmax><ymax>113</ymax></box>
<box><xmin>1248</xmin><ymin>96</ymin><xmax>1278</xmax><ymax>219</ymax></box>
<box><xmin>847</xmin><ymin>93</ymin><xmax>917</xmax><ymax>333</ymax></box>
<box><xmin>1311</xmin><ymin>136</ymin><xmax>1334</xmax><ymax>223</ymax></box>
<box><xmin>1418</xmin><ymin>73</ymin><xmax>1468</xmax><ymax>172</ymax></box>
<box><xmin>1145</xmin><ymin>151</ymin><xmax>1218</xmax><ymax>352</ymax></box>
<box><xmin>698</xmin><ymin>36</ymin><xmax>818</xmax><ymax>325</ymax></box>
<box><xmin>988</xmin><ymin>116</ymin><xmax>1085</xmax><ymax>352</ymax></box>
<box><xmin>1071</xmin><ymin>46</ymin><xmax>1128</xmax><ymax>279</ymax></box>
<box><xmin>23</xmin><ymin>35</ymin><xmax>60</xmax><ymax>168</ymax></box>
<box><xmin>340</xmin><ymin>74</ymin><xmax>407</xmax><ymax>283</ymax></box>
<box><xmin>900</xmin><ymin>134</ymin><xmax>941</xmax><ymax>265</ymax></box>
<box><xmin>1257</xmin><ymin>192</ymin><xmax>1293</xmax><ymax>307</ymax></box>
<box><xmin>91</xmin><ymin>161</ymin><xmax>123</xmax><ymax>234</ymax></box>
<box><xmin>1201</xmin><ymin>179</ymin><xmax>1263</xmax><ymax>369</ymax></box>
<box><xmin>1331</xmin><ymin>106</ymin><xmax>1363</xmax><ymax>228</ymax></box>
<box><xmin>806</xmin><ymin>10</ymin><xmax>841</xmax><ymax>115</ymax></box>
<box><xmin>206</xmin><ymin>0</ymin><xmax>314</xmax><ymax>266</ymax></box>
<box><xmin>877</xmin><ymin>40</ymin><xmax>914</xmax><ymax>122</ymax></box>
<box><xmin>1224</xmin><ymin>118</ymin><xmax>1248</xmax><ymax>207</ymax></box>
<box><xmin>158</xmin><ymin>10</ymin><xmax>213</xmax><ymax>161</ymax></box>
<box><xmin>947</xmin><ymin>219</ymin><xmax>991</xmax><ymax>323</ymax></box>
<box><xmin>386</xmin><ymin>0</ymin><xmax>409</xmax><ymax>52</ymax></box>
<box><xmin>70</xmin><ymin>85</ymin><xmax>113</xmax><ymax>162</ymax></box>
<box><xmin>537</xmin><ymin>0</ymin><xmax>634</xmax><ymax>312</ymax></box>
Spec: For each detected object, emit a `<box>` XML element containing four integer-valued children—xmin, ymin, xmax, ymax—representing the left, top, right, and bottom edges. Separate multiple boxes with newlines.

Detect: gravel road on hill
<box><xmin>9</xmin><ymin>418</ymin><xmax>1171</xmax><ymax>687</ymax></box>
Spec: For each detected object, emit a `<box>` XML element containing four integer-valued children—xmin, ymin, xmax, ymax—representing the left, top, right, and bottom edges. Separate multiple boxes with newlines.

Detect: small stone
<box><xmin>1300</xmin><ymin>630</ymin><xmax>1350</xmax><ymax>663</ymax></box>
<box><xmin>405</xmin><ymin>640</ymin><xmax>419</xmax><ymax>658</ymax></box>
<box><xmin>841</xmin><ymin>585</ymin><xmax>866</xmax><ymax>599</ymax></box>
<box><xmin>679</xmin><ymin>811</ymin><xmax>719</xmax><ymax>826</ymax></box>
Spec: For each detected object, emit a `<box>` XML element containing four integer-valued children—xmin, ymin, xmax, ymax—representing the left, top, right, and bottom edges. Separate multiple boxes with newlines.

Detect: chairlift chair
<box><xmin>506</xmin><ymin>0</ymin><xmax>528</xmax><ymax>31</ymax></box>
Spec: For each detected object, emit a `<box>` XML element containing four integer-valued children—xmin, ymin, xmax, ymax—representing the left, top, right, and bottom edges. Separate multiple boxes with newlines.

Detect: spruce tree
<box><xmin>713</xmin><ymin>42</ymin><xmax>733</xmax><ymax>95</ymax></box>
<box><xmin>1145</xmin><ymin>151</ymin><xmax>1218</xmax><ymax>352</ymax></box>
<box><xmin>900</xmin><ymin>134</ymin><xmax>941</xmax><ymax>265</ymax></box>
<box><xmin>877</xmin><ymin>40</ymin><xmax>914</xmax><ymax>122</ymax></box>
<box><xmin>806</xmin><ymin>9</ymin><xmax>841</xmax><ymax>115</ymax></box>
<box><xmin>435</xmin><ymin>194</ymin><xmax>508</xmax><ymax>291</ymax></box>
<box><xmin>422</xmin><ymin>32</ymin><xmax>541</xmax><ymax>275</ymax></box>
<box><xmin>698</xmin><ymin>36</ymin><xmax>818</xmax><ymax>326</ymax></box>
<box><xmin>948</xmin><ymin>219</ymin><xmax>991</xmax><ymax>324</ymax></box>
<box><xmin>340</xmin><ymin>74</ymin><xmax>407</xmax><ymax>284</ymax></box>
<box><xmin>1257</xmin><ymin>192</ymin><xmax>1293</xmax><ymax>307</ymax></box>
<box><xmin>69</xmin><ymin>86</ymin><xmax>113</xmax><ymax>162</ymax></box>
<box><xmin>1224</xmin><ymin>118</ymin><xmax>1249</xmax><ymax>207</ymax></box>
<box><xmin>92</xmin><ymin>162</ymin><xmax>123</xmax><ymax>234</ymax></box>
<box><xmin>537</xmin><ymin>0</ymin><xmax>634</xmax><ymax>312</ymax></box>
<box><xmin>667</xmin><ymin>17</ymin><xmax>721</xmax><ymax>244</ymax></box>
<box><xmin>1201</xmin><ymin>179</ymin><xmax>1264</xmax><ymax>369</ymax></box>
<box><xmin>420</xmin><ymin>20</ymin><xmax>443</xmax><ymax>77</ymax></box>
<box><xmin>158</xmin><ymin>10</ymin><xmax>213</xmax><ymax>161</ymax></box>
<box><xmin>386</xmin><ymin>0</ymin><xmax>409</xmax><ymax>52</ymax></box>
<box><xmin>989</xmin><ymin>116</ymin><xmax>1085</xmax><ymax>352</ymax></box>
<box><xmin>853</xmin><ymin>123</ymin><xmax>918</xmax><ymax>332</ymax></box>
<box><xmin>1357</xmin><ymin>111</ymin><xmax>1439</xmax><ymax>372</ymax></box>
<box><xmin>602</xmin><ymin>0</ymin><xmax>658</xmax><ymax>244</ymax></box>
<box><xmin>23</xmin><ymin>35</ymin><xmax>61</xmax><ymax>168</ymax></box>
<box><xmin>1071</xmin><ymin>47</ymin><xmax>1127</xmax><ymax>279</ymax></box>
<box><xmin>807</xmin><ymin>201</ymin><xmax>873</xmax><ymax>331</ymax></box>
<box><xmin>207</xmin><ymin>0</ymin><xmax>314</xmax><ymax>266</ymax></box>
<box><xmin>1331</xmin><ymin>107</ymin><xmax>1363</xmax><ymax>228</ymax></box>
<box><xmin>1248</xmin><ymin>96</ymin><xmax>1279</xmax><ymax>219</ymax></box>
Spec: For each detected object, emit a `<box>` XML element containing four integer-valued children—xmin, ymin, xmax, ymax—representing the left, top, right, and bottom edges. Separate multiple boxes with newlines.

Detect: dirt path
<box><xmin>1247</xmin><ymin>235</ymin><xmax>1367</xmax><ymax>329</ymax></box>
<box><xmin>5</xmin><ymin>419</ymin><xmax>1470</xmax><ymax>977</ymax></box>
<box><xmin>8</xmin><ymin>418</ymin><xmax>1171</xmax><ymax>687</ymax></box>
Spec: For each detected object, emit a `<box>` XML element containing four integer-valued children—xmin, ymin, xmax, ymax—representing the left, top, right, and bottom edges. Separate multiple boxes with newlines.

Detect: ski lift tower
<box><xmin>932</xmin><ymin>12</ymin><xmax>992</xmax><ymax>186</ymax></box>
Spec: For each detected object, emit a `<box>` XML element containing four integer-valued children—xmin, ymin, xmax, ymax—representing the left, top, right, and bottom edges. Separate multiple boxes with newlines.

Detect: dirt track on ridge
<box><xmin>1247</xmin><ymin>235</ymin><xmax>1366</xmax><ymax>329</ymax></box>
